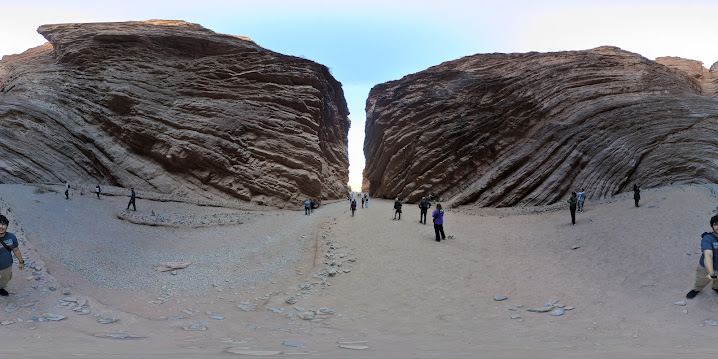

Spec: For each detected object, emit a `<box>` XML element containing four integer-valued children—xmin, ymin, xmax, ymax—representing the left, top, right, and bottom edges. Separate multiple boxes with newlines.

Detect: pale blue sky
<box><xmin>2</xmin><ymin>0</ymin><xmax>718</xmax><ymax>188</ymax></box>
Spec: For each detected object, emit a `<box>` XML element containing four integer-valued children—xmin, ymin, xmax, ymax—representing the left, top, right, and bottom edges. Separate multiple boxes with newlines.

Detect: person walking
<box><xmin>576</xmin><ymin>188</ymin><xmax>585</xmax><ymax>213</ymax></box>
<box><xmin>686</xmin><ymin>215</ymin><xmax>718</xmax><ymax>299</ymax></box>
<box><xmin>567</xmin><ymin>192</ymin><xmax>578</xmax><ymax>226</ymax></box>
<box><xmin>393</xmin><ymin>197</ymin><xmax>403</xmax><ymax>220</ymax></box>
<box><xmin>64</xmin><ymin>181</ymin><xmax>70</xmax><ymax>200</ymax></box>
<box><xmin>304</xmin><ymin>199</ymin><xmax>311</xmax><ymax>215</ymax></box>
<box><xmin>95</xmin><ymin>185</ymin><xmax>101</xmax><ymax>199</ymax></box>
<box><xmin>350</xmin><ymin>199</ymin><xmax>357</xmax><ymax>216</ymax></box>
<box><xmin>633</xmin><ymin>184</ymin><xmax>641</xmax><ymax>207</ymax></box>
<box><xmin>432</xmin><ymin>204</ymin><xmax>446</xmax><ymax>242</ymax></box>
<box><xmin>0</xmin><ymin>215</ymin><xmax>26</xmax><ymax>297</ymax></box>
<box><xmin>418</xmin><ymin>197</ymin><xmax>431</xmax><ymax>224</ymax></box>
<box><xmin>364</xmin><ymin>195</ymin><xmax>369</xmax><ymax>208</ymax></box>
<box><xmin>361</xmin><ymin>196</ymin><xmax>365</xmax><ymax>208</ymax></box>
<box><xmin>127</xmin><ymin>188</ymin><xmax>136</xmax><ymax>211</ymax></box>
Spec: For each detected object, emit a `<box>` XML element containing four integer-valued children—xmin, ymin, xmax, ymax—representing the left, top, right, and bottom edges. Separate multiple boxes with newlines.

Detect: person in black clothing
<box><xmin>633</xmin><ymin>184</ymin><xmax>641</xmax><ymax>207</ymax></box>
<box><xmin>350</xmin><ymin>199</ymin><xmax>357</xmax><ymax>216</ymax></box>
<box><xmin>567</xmin><ymin>192</ymin><xmax>578</xmax><ymax>226</ymax></box>
<box><xmin>95</xmin><ymin>185</ymin><xmax>101</xmax><ymax>199</ymax></box>
<box><xmin>393</xmin><ymin>197</ymin><xmax>403</xmax><ymax>220</ymax></box>
<box><xmin>418</xmin><ymin>197</ymin><xmax>431</xmax><ymax>224</ymax></box>
<box><xmin>127</xmin><ymin>188</ymin><xmax>136</xmax><ymax>211</ymax></box>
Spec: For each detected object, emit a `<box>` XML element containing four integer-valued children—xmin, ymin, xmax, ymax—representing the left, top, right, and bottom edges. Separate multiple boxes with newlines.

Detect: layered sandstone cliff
<box><xmin>0</xmin><ymin>20</ymin><xmax>349</xmax><ymax>207</ymax></box>
<box><xmin>365</xmin><ymin>47</ymin><xmax>718</xmax><ymax>207</ymax></box>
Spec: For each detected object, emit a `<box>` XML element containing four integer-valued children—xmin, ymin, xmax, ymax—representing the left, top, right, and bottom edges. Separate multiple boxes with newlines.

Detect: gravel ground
<box><xmin>0</xmin><ymin>184</ymin><xmax>320</xmax><ymax>294</ymax></box>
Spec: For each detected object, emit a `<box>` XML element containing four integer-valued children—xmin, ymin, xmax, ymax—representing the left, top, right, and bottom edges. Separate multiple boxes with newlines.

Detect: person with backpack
<box><xmin>393</xmin><ymin>197</ymin><xmax>403</xmax><ymax>220</ymax></box>
<box><xmin>350</xmin><ymin>199</ymin><xmax>357</xmax><ymax>216</ymax></box>
<box><xmin>686</xmin><ymin>215</ymin><xmax>718</xmax><ymax>299</ymax></box>
<box><xmin>418</xmin><ymin>197</ymin><xmax>431</xmax><ymax>224</ymax></box>
<box><xmin>432</xmin><ymin>203</ymin><xmax>446</xmax><ymax>242</ymax></box>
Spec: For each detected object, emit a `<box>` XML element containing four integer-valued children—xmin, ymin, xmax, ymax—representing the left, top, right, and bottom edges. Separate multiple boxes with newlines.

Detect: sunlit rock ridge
<box><xmin>364</xmin><ymin>46</ymin><xmax>718</xmax><ymax>207</ymax></box>
<box><xmin>0</xmin><ymin>20</ymin><xmax>349</xmax><ymax>207</ymax></box>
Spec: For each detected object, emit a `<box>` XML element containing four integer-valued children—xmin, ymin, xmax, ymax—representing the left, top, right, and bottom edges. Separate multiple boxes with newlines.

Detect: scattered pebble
<box><xmin>549</xmin><ymin>309</ymin><xmax>565</xmax><ymax>316</ymax></box>
<box><xmin>98</xmin><ymin>317</ymin><xmax>118</xmax><ymax>324</ymax></box>
<box><xmin>494</xmin><ymin>296</ymin><xmax>508</xmax><ymax>301</ymax></box>
<box><xmin>675</xmin><ymin>301</ymin><xmax>687</xmax><ymax>306</ymax></box>
<box><xmin>183</xmin><ymin>323</ymin><xmax>207</xmax><ymax>331</ymax></box>
<box><xmin>226</xmin><ymin>349</ymin><xmax>282</xmax><ymax>355</ymax></box>
<box><xmin>43</xmin><ymin>313</ymin><xmax>67</xmax><ymax>321</ymax></box>
<box><xmin>339</xmin><ymin>345</ymin><xmax>369</xmax><ymax>350</ymax></box>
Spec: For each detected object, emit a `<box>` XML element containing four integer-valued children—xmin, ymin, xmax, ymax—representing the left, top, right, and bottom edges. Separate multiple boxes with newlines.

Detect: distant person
<box><xmin>633</xmin><ymin>184</ymin><xmax>641</xmax><ymax>207</ymax></box>
<box><xmin>0</xmin><ymin>215</ymin><xmax>26</xmax><ymax>297</ymax></box>
<box><xmin>686</xmin><ymin>215</ymin><xmax>718</xmax><ymax>299</ymax></box>
<box><xmin>64</xmin><ymin>181</ymin><xmax>70</xmax><ymax>200</ymax></box>
<box><xmin>350</xmin><ymin>199</ymin><xmax>357</xmax><ymax>216</ymax></box>
<box><xmin>418</xmin><ymin>196</ymin><xmax>431</xmax><ymax>224</ymax></box>
<box><xmin>127</xmin><ymin>188</ymin><xmax>136</xmax><ymax>211</ymax></box>
<box><xmin>576</xmin><ymin>188</ymin><xmax>585</xmax><ymax>213</ymax></box>
<box><xmin>95</xmin><ymin>185</ymin><xmax>101</xmax><ymax>199</ymax></box>
<box><xmin>567</xmin><ymin>192</ymin><xmax>578</xmax><ymax>226</ymax></box>
<box><xmin>364</xmin><ymin>195</ymin><xmax>369</xmax><ymax>208</ymax></box>
<box><xmin>361</xmin><ymin>196</ymin><xmax>365</xmax><ymax>208</ymax></box>
<box><xmin>393</xmin><ymin>197</ymin><xmax>403</xmax><ymax>220</ymax></box>
<box><xmin>432</xmin><ymin>203</ymin><xmax>446</xmax><ymax>242</ymax></box>
<box><xmin>304</xmin><ymin>199</ymin><xmax>311</xmax><ymax>215</ymax></box>
<box><xmin>310</xmin><ymin>199</ymin><xmax>317</xmax><ymax>212</ymax></box>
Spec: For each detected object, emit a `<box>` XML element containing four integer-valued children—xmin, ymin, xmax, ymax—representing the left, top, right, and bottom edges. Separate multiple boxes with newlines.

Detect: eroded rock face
<box><xmin>0</xmin><ymin>20</ymin><xmax>349</xmax><ymax>207</ymax></box>
<box><xmin>364</xmin><ymin>46</ymin><xmax>718</xmax><ymax>207</ymax></box>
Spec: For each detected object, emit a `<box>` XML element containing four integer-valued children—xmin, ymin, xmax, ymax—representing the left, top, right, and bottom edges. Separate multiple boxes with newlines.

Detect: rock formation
<box><xmin>364</xmin><ymin>46</ymin><xmax>718</xmax><ymax>207</ymax></box>
<box><xmin>0</xmin><ymin>20</ymin><xmax>349</xmax><ymax>207</ymax></box>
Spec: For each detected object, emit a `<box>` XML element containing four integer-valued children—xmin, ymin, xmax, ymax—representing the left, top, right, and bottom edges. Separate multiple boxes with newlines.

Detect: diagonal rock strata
<box><xmin>364</xmin><ymin>46</ymin><xmax>718</xmax><ymax>207</ymax></box>
<box><xmin>0</xmin><ymin>20</ymin><xmax>349</xmax><ymax>207</ymax></box>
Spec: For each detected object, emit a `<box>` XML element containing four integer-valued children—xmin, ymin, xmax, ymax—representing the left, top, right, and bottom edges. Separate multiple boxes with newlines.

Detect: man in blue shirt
<box><xmin>686</xmin><ymin>215</ymin><xmax>718</xmax><ymax>299</ymax></box>
<box><xmin>0</xmin><ymin>215</ymin><xmax>26</xmax><ymax>296</ymax></box>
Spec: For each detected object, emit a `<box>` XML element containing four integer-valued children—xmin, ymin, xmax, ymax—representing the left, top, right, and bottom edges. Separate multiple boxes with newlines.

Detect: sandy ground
<box><xmin>3</xmin><ymin>183</ymin><xmax>718</xmax><ymax>358</ymax></box>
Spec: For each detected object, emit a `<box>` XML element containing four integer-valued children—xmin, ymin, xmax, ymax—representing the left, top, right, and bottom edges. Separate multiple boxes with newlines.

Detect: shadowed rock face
<box><xmin>364</xmin><ymin>46</ymin><xmax>718</xmax><ymax>207</ymax></box>
<box><xmin>0</xmin><ymin>20</ymin><xmax>349</xmax><ymax>207</ymax></box>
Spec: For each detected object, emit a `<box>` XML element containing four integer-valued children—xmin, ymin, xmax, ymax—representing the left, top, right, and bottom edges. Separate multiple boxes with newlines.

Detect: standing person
<box><xmin>576</xmin><ymin>188</ymin><xmax>585</xmax><ymax>213</ymax></box>
<box><xmin>95</xmin><ymin>185</ymin><xmax>101</xmax><ymax>199</ymax></box>
<box><xmin>686</xmin><ymin>215</ymin><xmax>718</xmax><ymax>299</ymax></box>
<box><xmin>304</xmin><ymin>199</ymin><xmax>311</xmax><ymax>215</ymax></box>
<box><xmin>432</xmin><ymin>203</ymin><xmax>446</xmax><ymax>242</ymax></box>
<box><xmin>364</xmin><ymin>195</ymin><xmax>369</xmax><ymax>208</ymax></box>
<box><xmin>0</xmin><ymin>215</ymin><xmax>25</xmax><ymax>297</ymax></box>
<box><xmin>393</xmin><ymin>197</ymin><xmax>403</xmax><ymax>220</ymax></box>
<box><xmin>567</xmin><ymin>192</ymin><xmax>578</xmax><ymax>226</ymax></box>
<box><xmin>127</xmin><ymin>188</ymin><xmax>136</xmax><ymax>211</ymax></box>
<box><xmin>350</xmin><ymin>199</ymin><xmax>357</xmax><ymax>216</ymax></box>
<box><xmin>418</xmin><ymin>197</ymin><xmax>431</xmax><ymax>224</ymax></box>
<box><xmin>633</xmin><ymin>184</ymin><xmax>641</xmax><ymax>207</ymax></box>
<box><xmin>64</xmin><ymin>181</ymin><xmax>70</xmax><ymax>200</ymax></box>
<box><xmin>361</xmin><ymin>196</ymin><xmax>365</xmax><ymax>209</ymax></box>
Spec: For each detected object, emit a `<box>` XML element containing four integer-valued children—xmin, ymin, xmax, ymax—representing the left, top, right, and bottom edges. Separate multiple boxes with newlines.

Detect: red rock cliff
<box><xmin>0</xmin><ymin>20</ymin><xmax>349</xmax><ymax>207</ymax></box>
<box><xmin>364</xmin><ymin>47</ymin><xmax>718</xmax><ymax>207</ymax></box>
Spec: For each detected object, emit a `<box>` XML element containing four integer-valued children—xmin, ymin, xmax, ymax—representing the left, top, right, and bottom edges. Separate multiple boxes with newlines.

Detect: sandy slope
<box><xmin>2</xmin><ymin>184</ymin><xmax>718</xmax><ymax>358</ymax></box>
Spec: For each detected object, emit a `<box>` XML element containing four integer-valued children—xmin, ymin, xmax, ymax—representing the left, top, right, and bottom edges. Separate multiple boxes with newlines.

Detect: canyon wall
<box><xmin>365</xmin><ymin>47</ymin><xmax>718</xmax><ymax>207</ymax></box>
<box><xmin>0</xmin><ymin>20</ymin><xmax>350</xmax><ymax>207</ymax></box>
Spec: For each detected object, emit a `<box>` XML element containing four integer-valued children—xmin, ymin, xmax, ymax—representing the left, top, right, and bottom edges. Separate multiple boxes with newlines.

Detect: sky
<box><xmin>2</xmin><ymin>0</ymin><xmax>718</xmax><ymax>190</ymax></box>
